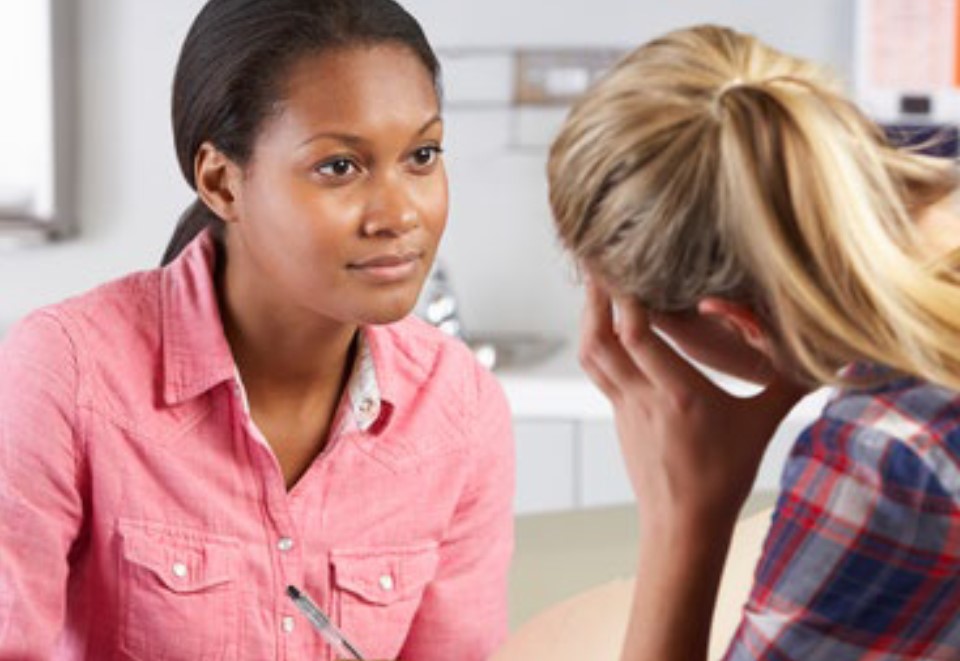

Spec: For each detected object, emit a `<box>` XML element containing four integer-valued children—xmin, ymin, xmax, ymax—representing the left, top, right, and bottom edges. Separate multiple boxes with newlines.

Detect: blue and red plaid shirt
<box><xmin>724</xmin><ymin>368</ymin><xmax>960</xmax><ymax>660</ymax></box>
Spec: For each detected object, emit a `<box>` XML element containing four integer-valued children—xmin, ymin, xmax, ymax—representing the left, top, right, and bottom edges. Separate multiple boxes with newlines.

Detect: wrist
<box><xmin>622</xmin><ymin>505</ymin><xmax>736</xmax><ymax>661</ymax></box>
<box><xmin>637</xmin><ymin>497</ymin><xmax>740</xmax><ymax>543</ymax></box>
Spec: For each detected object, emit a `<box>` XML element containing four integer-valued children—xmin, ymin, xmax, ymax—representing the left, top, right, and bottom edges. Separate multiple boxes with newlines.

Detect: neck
<box><xmin>217</xmin><ymin>247</ymin><xmax>358</xmax><ymax>402</ymax></box>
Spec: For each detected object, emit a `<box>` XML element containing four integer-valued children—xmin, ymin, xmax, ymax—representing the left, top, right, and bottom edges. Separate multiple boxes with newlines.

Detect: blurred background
<box><xmin>0</xmin><ymin>0</ymin><xmax>859</xmax><ymax>337</ymax></box>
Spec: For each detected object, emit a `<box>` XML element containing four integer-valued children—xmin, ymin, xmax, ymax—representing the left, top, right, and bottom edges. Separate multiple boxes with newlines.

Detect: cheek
<box><xmin>241</xmin><ymin>191</ymin><xmax>353</xmax><ymax>280</ymax></box>
<box><xmin>421</xmin><ymin>175</ymin><xmax>449</xmax><ymax>240</ymax></box>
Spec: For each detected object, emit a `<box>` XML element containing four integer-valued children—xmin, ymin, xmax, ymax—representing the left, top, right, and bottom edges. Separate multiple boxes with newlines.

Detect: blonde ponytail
<box><xmin>548</xmin><ymin>25</ymin><xmax>960</xmax><ymax>389</ymax></box>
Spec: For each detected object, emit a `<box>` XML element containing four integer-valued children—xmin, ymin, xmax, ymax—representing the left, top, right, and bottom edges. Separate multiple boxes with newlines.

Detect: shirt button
<box><xmin>379</xmin><ymin>574</ymin><xmax>395</xmax><ymax>591</ymax></box>
<box><xmin>171</xmin><ymin>562</ymin><xmax>188</xmax><ymax>578</ymax></box>
<box><xmin>282</xmin><ymin>616</ymin><xmax>295</xmax><ymax>633</ymax></box>
<box><xmin>358</xmin><ymin>398</ymin><xmax>375</xmax><ymax>414</ymax></box>
<box><xmin>277</xmin><ymin>537</ymin><xmax>294</xmax><ymax>552</ymax></box>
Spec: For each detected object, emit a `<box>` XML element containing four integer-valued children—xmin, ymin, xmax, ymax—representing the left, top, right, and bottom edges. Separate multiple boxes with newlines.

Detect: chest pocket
<box><xmin>331</xmin><ymin>542</ymin><xmax>440</xmax><ymax>661</ymax></box>
<box><xmin>117</xmin><ymin>519</ymin><xmax>240</xmax><ymax>660</ymax></box>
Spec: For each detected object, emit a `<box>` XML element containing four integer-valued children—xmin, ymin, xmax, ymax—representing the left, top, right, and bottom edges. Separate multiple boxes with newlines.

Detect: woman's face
<box><xmin>226</xmin><ymin>44</ymin><xmax>447</xmax><ymax>326</ymax></box>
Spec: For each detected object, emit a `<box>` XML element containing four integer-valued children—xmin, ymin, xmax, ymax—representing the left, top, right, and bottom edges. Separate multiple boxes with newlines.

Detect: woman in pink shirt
<box><xmin>0</xmin><ymin>1</ymin><xmax>514</xmax><ymax>659</ymax></box>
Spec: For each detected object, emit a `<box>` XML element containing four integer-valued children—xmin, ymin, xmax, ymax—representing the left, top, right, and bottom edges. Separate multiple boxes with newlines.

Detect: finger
<box><xmin>579</xmin><ymin>280</ymin><xmax>629</xmax><ymax>395</ymax></box>
<box><xmin>580</xmin><ymin>281</ymin><xmax>648</xmax><ymax>395</ymax></box>
<box><xmin>612</xmin><ymin>293</ymin><xmax>715</xmax><ymax>395</ymax></box>
<box><xmin>577</xmin><ymin>284</ymin><xmax>616</xmax><ymax>395</ymax></box>
<box><xmin>579</xmin><ymin>350</ymin><xmax>619</xmax><ymax>399</ymax></box>
<box><xmin>581</xmin><ymin>277</ymin><xmax>615</xmax><ymax>344</ymax></box>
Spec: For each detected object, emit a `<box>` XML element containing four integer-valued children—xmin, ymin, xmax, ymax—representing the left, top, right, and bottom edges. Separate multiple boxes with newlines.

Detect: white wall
<box><xmin>0</xmin><ymin>0</ymin><xmax>854</xmax><ymax>342</ymax></box>
<box><xmin>0</xmin><ymin>0</ymin><xmax>201</xmax><ymax>331</ymax></box>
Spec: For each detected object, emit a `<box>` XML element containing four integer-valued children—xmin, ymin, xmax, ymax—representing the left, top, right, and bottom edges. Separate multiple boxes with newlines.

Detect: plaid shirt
<box><xmin>724</xmin><ymin>368</ymin><xmax>960</xmax><ymax>660</ymax></box>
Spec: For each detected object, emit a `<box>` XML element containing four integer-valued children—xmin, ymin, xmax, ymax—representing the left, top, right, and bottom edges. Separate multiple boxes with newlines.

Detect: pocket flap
<box><xmin>119</xmin><ymin>520</ymin><xmax>237</xmax><ymax>594</ymax></box>
<box><xmin>331</xmin><ymin>542</ymin><xmax>439</xmax><ymax>606</ymax></box>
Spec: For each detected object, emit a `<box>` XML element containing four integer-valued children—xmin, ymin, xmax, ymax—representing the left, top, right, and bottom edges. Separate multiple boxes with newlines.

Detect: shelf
<box><xmin>0</xmin><ymin>217</ymin><xmax>64</xmax><ymax>248</ymax></box>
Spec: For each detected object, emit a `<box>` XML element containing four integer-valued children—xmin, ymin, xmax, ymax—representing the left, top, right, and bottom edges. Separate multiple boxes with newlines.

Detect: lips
<box><xmin>349</xmin><ymin>251</ymin><xmax>421</xmax><ymax>269</ymax></box>
<box><xmin>347</xmin><ymin>250</ymin><xmax>423</xmax><ymax>283</ymax></box>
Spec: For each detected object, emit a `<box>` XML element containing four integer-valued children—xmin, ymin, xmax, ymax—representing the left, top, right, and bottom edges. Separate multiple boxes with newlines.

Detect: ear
<box><xmin>194</xmin><ymin>141</ymin><xmax>243</xmax><ymax>224</ymax></box>
<box><xmin>696</xmin><ymin>297</ymin><xmax>771</xmax><ymax>354</ymax></box>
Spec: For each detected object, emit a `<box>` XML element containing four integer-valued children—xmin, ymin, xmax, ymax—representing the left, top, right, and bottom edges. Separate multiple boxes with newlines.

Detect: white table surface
<box><xmin>492</xmin><ymin>343</ymin><xmax>829</xmax><ymax>422</ymax></box>
<box><xmin>493</xmin><ymin>344</ymin><xmax>612</xmax><ymax>420</ymax></box>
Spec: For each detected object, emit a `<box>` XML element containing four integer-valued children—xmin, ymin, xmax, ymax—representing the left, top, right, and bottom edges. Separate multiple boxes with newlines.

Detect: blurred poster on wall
<box><xmin>855</xmin><ymin>0</ymin><xmax>960</xmax><ymax>122</ymax></box>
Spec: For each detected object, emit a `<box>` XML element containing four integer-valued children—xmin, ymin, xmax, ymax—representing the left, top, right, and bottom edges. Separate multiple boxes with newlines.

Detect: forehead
<box><xmin>266</xmin><ymin>44</ymin><xmax>439</xmax><ymax>136</ymax></box>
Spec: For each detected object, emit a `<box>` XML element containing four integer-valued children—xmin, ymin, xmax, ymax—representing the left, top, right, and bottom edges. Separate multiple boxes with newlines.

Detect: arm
<box><xmin>0</xmin><ymin>312</ymin><xmax>84</xmax><ymax>658</ymax></box>
<box><xmin>398</xmin><ymin>365</ymin><xmax>515</xmax><ymax>661</ymax></box>
<box><xmin>576</xmin><ymin>281</ymin><xmax>804</xmax><ymax>661</ymax></box>
<box><xmin>722</xmin><ymin>422</ymin><xmax>960</xmax><ymax>660</ymax></box>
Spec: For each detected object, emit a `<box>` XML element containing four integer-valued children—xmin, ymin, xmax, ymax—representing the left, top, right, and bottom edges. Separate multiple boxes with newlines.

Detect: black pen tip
<box><xmin>286</xmin><ymin>585</ymin><xmax>301</xmax><ymax>599</ymax></box>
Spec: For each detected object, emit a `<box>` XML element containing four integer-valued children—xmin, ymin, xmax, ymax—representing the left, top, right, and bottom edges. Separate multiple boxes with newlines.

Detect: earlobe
<box><xmin>194</xmin><ymin>142</ymin><xmax>242</xmax><ymax>223</ymax></box>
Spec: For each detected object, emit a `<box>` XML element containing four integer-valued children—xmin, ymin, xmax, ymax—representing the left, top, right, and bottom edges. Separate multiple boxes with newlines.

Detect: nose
<box><xmin>361</xmin><ymin>173</ymin><xmax>419</xmax><ymax>237</ymax></box>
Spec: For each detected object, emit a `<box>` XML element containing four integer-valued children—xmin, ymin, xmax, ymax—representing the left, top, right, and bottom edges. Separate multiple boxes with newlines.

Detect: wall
<box><xmin>0</xmin><ymin>0</ymin><xmax>854</xmax><ymax>342</ymax></box>
<box><xmin>0</xmin><ymin>0</ymin><xmax>198</xmax><ymax>331</ymax></box>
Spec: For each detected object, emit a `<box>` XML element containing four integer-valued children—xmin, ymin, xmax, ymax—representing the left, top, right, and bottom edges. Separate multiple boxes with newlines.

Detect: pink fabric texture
<box><xmin>0</xmin><ymin>234</ymin><xmax>515</xmax><ymax>660</ymax></box>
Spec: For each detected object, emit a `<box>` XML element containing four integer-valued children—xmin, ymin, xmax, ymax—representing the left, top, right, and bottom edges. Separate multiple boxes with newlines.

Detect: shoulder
<box><xmin>1</xmin><ymin>267</ymin><xmax>164</xmax><ymax>410</ymax></box>
<box><xmin>378</xmin><ymin>315</ymin><xmax>477</xmax><ymax>366</ymax></box>
<box><xmin>750</xmin><ymin>378</ymin><xmax>960</xmax><ymax>653</ymax></box>
<box><xmin>4</xmin><ymin>267</ymin><xmax>161</xmax><ymax>355</ymax></box>
<box><xmin>791</xmin><ymin>375</ymin><xmax>960</xmax><ymax>505</ymax></box>
<box><xmin>0</xmin><ymin>308</ymin><xmax>79</xmax><ymax>403</ymax></box>
<box><xmin>369</xmin><ymin>318</ymin><xmax>513</xmax><ymax>457</ymax></box>
<box><xmin>375</xmin><ymin>316</ymin><xmax>508</xmax><ymax>407</ymax></box>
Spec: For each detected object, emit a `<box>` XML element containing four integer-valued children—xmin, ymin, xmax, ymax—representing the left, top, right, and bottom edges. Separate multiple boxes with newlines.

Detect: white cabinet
<box><xmin>513</xmin><ymin>421</ymin><xmax>577</xmax><ymax>515</ymax></box>
<box><xmin>577</xmin><ymin>421</ymin><xmax>633</xmax><ymax>508</ymax></box>
<box><xmin>511</xmin><ymin>418</ymin><xmax>633</xmax><ymax>514</ymax></box>
<box><xmin>500</xmin><ymin>349</ymin><xmax>830</xmax><ymax>515</ymax></box>
<box><xmin>512</xmin><ymin>419</ymin><xmax>634</xmax><ymax>514</ymax></box>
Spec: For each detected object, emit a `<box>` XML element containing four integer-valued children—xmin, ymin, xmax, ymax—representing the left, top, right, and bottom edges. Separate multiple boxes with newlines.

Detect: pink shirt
<box><xmin>0</xmin><ymin>234</ymin><xmax>514</xmax><ymax>660</ymax></box>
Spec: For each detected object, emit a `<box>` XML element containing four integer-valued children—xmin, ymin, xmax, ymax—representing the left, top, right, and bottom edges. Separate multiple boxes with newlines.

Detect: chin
<box><xmin>359</xmin><ymin>309</ymin><xmax>412</xmax><ymax>326</ymax></box>
<box><xmin>355</xmin><ymin>295</ymin><xmax>419</xmax><ymax>326</ymax></box>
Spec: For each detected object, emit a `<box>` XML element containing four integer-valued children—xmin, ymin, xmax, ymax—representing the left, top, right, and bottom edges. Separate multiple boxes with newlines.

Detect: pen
<box><xmin>286</xmin><ymin>584</ymin><xmax>366</xmax><ymax>660</ymax></box>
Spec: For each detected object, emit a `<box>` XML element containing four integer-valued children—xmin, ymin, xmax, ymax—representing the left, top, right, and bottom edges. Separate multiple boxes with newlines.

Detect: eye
<box><xmin>315</xmin><ymin>157</ymin><xmax>359</xmax><ymax>178</ymax></box>
<box><xmin>410</xmin><ymin>145</ymin><xmax>443</xmax><ymax>169</ymax></box>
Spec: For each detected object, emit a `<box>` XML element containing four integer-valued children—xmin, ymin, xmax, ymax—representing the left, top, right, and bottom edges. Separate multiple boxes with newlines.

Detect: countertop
<box><xmin>493</xmin><ymin>343</ymin><xmax>612</xmax><ymax>420</ymax></box>
<box><xmin>493</xmin><ymin>342</ymin><xmax>830</xmax><ymax>424</ymax></box>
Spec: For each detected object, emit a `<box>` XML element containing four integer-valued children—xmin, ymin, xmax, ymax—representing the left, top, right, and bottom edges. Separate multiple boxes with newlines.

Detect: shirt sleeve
<box><xmin>398</xmin><ymin>363</ymin><xmax>515</xmax><ymax>661</ymax></box>
<box><xmin>722</xmin><ymin>416</ymin><xmax>960</xmax><ymax>661</ymax></box>
<box><xmin>0</xmin><ymin>312</ymin><xmax>85</xmax><ymax>658</ymax></box>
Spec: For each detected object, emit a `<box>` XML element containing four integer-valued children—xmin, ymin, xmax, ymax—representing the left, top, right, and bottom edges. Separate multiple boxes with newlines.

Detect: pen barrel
<box><xmin>287</xmin><ymin>587</ymin><xmax>365</xmax><ymax>660</ymax></box>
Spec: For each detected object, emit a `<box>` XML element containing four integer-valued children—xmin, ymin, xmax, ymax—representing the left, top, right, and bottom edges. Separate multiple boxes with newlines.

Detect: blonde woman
<box><xmin>548</xmin><ymin>25</ymin><xmax>960</xmax><ymax>661</ymax></box>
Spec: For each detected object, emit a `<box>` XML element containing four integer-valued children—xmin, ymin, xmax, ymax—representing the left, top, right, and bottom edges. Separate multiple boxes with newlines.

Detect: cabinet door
<box><xmin>513</xmin><ymin>420</ymin><xmax>576</xmax><ymax>515</ymax></box>
<box><xmin>576</xmin><ymin>390</ymin><xmax>831</xmax><ymax>508</ymax></box>
<box><xmin>578</xmin><ymin>421</ymin><xmax>634</xmax><ymax>508</ymax></box>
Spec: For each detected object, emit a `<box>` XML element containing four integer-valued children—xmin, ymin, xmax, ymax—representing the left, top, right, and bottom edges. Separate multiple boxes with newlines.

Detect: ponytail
<box><xmin>548</xmin><ymin>25</ymin><xmax>960</xmax><ymax>390</ymax></box>
<box><xmin>714</xmin><ymin>77</ymin><xmax>960</xmax><ymax>388</ymax></box>
<box><xmin>160</xmin><ymin>199</ymin><xmax>223</xmax><ymax>266</ymax></box>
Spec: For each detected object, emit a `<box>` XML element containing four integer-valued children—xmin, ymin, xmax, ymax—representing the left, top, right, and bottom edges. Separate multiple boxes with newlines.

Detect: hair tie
<box><xmin>718</xmin><ymin>77</ymin><xmax>744</xmax><ymax>95</ymax></box>
<box><xmin>712</xmin><ymin>78</ymin><xmax>745</xmax><ymax>116</ymax></box>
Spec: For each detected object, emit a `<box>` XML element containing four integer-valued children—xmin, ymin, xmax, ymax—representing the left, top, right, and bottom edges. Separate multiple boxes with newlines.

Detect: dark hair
<box><xmin>161</xmin><ymin>0</ymin><xmax>441</xmax><ymax>266</ymax></box>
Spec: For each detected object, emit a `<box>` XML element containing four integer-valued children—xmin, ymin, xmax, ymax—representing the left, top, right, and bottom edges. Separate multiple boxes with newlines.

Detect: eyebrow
<box><xmin>298</xmin><ymin>115</ymin><xmax>443</xmax><ymax>148</ymax></box>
